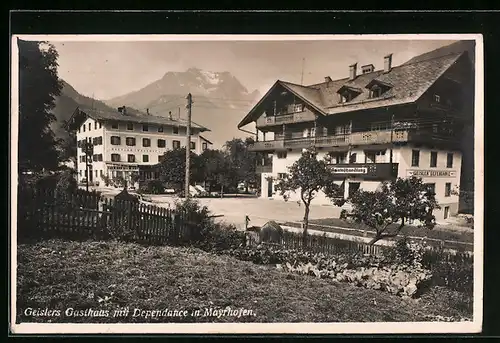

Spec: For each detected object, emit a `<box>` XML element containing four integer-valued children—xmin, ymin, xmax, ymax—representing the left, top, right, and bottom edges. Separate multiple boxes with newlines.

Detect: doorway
<box><xmin>444</xmin><ymin>206</ymin><xmax>450</xmax><ymax>219</ymax></box>
<box><xmin>267</xmin><ymin>178</ymin><xmax>273</xmax><ymax>197</ymax></box>
<box><xmin>348</xmin><ymin>182</ymin><xmax>361</xmax><ymax>198</ymax></box>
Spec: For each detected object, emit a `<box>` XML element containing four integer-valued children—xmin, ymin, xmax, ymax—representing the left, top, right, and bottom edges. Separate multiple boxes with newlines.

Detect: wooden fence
<box><xmin>246</xmin><ymin>229</ymin><xmax>386</xmax><ymax>256</ymax></box>
<box><xmin>17</xmin><ymin>187</ymin><xmax>194</xmax><ymax>245</ymax></box>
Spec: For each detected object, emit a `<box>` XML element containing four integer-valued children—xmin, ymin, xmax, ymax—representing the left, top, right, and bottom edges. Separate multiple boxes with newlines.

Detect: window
<box><xmin>98</xmin><ymin>136</ymin><xmax>103</xmax><ymax>145</ymax></box>
<box><xmin>411</xmin><ymin>150</ymin><xmax>420</xmax><ymax>167</ymax></box>
<box><xmin>98</xmin><ymin>154</ymin><xmax>103</xmax><ymax>161</ymax></box>
<box><xmin>127</xmin><ymin>122</ymin><xmax>134</xmax><ymax>130</ymax></box>
<box><xmin>173</xmin><ymin>140</ymin><xmax>181</xmax><ymax>149</ymax></box>
<box><xmin>430</xmin><ymin>151</ymin><xmax>437</xmax><ymax>168</ymax></box>
<box><xmin>143</xmin><ymin>138</ymin><xmax>151</xmax><ymax>147</ymax></box>
<box><xmin>173</xmin><ymin>126</ymin><xmax>179</xmax><ymax>134</ymax></box>
<box><xmin>158</xmin><ymin>155</ymin><xmax>164</xmax><ymax>163</ymax></box>
<box><xmin>88</xmin><ymin>123</ymin><xmax>91</xmax><ymax>131</ymax></box>
<box><xmin>335</xmin><ymin>122</ymin><xmax>352</xmax><ymax>135</ymax></box>
<box><xmin>143</xmin><ymin>154</ymin><xmax>149</xmax><ymax>162</ymax></box>
<box><xmin>111</xmin><ymin>154</ymin><xmax>120</xmax><ymax>162</ymax></box>
<box><xmin>349</xmin><ymin>153</ymin><xmax>357</xmax><ymax>163</ymax></box>
<box><xmin>111</xmin><ymin>122</ymin><xmax>118</xmax><ymax>129</ymax></box>
<box><xmin>446</xmin><ymin>153</ymin><xmax>453</xmax><ymax>168</ymax></box>
<box><xmin>157</xmin><ymin>139</ymin><xmax>166</xmax><ymax>148</ymax></box>
<box><xmin>365</xmin><ymin>151</ymin><xmax>376</xmax><ymax>164</ymax></box>
<box><xmin>94</xmin><ymin>122</ymin><xmax>97</xmax><ymax>130</ymax></box>
<box><xmin>370</xmin><ymin>86</ymin><xmax>382</xmax><ymax>98</ymax></box>
<box><xmin>277</xmin><ymin>151</ymin><xmax>287</xmax><ymax>159</ymax></box>
<box><xmin>99</xmin><ymin>122</ymin><xmax>102</xmax><ymax>128</ymax></box>
<box><xmin>190</xmin><ymin>142</ymin><xmax>196</xmax><ymax>150</ymax></box>
<box><xmin>434</xmin><ymin>94</ymin><xmax>441</xmax><ymax>103</ymax></box>
<box><xmin>128</xmin><ymin>154</ymin><xmax>135</xmax><ymax>163</ymax></box>
<box><xmin>100</xmin><ymin>170</ymin><xmax>104</xmax><ymax>177</ymax></box>
<box><xmin>293</xmin><ymin>104</ymin><xmax>303</xmax><ymax>113</ymax></box>
<box><xmin>202</xmin><ymin>142</ymin><xmax>208</xmax><ymax>151</ymax></box>
<box><xmin>142</xmin><ymin>124</ymin><xmax>149</xmax><ymax>132</ymax></box>
<box><xmin>78</xmin><ymin>127</ymin><xmax>81</xmax><ymax>133</ymax></box>
<box><xmin>445</xmin><ymin>183</ymin><xmax>452</xmax><ymax>197</ymax></box>
<box><xmin>424</xmin><ymin>183</ymin><xmax>436</xmax><ymax>195</ymax></box>
<box><xmin>95</xmin><ymin>170</ymin><xmax>98</xmax><ymax>177</ymax></box>
<box><xmin>110</xmin><ymin>136</ymin><xmax>121</xmax><ymax>145</ymax></box>
<box><xmin>158</xmin><ymin>126</ymin><xmax>164</xmax><ymax>132</ymax></box>
<box><xmin>330</xmin><ymin>152</ymin><xmax>347</xmax><ymax>164</ymax></box>
<box><xmin>277</xmin><ymin>173</ymin><xmax>287</xmax><ymax>179</ymax></box>
<box><xmin>126</xmin><ymin>137</ymin><xmax>136</xmax><ymax>146</ymax></box>
<box><xmin>93</xmin><ymin>154</ymin><xmax>98</xmax><ymax>162</ymax></box>
<box><xmin>83</xmin><ymin>125</ymin><xmax>86</xmax><ymax>132</ymax></box>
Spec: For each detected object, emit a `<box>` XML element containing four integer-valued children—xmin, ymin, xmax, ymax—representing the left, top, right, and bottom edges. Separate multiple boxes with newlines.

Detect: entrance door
<box><xmin>267</xmin><ymin>179</ymin><xmax>273</xmax><ymax>197</ymax></box>
<box><xmin>348</xmin><ymin>182</ymin><xmax>361</xmax><ymax>198</ymax></box>
<box><xmin>444</xmin><ymin>206</ymin><xmax>450</xmax><ymax>219</ymax></box>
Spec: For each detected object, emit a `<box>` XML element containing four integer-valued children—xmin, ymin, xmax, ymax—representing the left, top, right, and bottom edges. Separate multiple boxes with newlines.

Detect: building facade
<box><xmin>67</xmin><ymin>106</ymin><xmax>211</xmax><ymax>185</ymax></box>
<box><xmin>238</xmin><ymin>50</ymin><xmax>473</xmax><ymax>220</ymax></box>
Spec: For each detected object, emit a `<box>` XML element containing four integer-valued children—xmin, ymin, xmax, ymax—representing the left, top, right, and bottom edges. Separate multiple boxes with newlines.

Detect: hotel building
<box><xmin>238</xmin><ymin>51</ymin><xmax>474</xmax><ymax>220</ymax></box>
<box><xmin>66</xmin><ymin>106</ymin><xmax>211</xmax><ymax>185</ymax></box>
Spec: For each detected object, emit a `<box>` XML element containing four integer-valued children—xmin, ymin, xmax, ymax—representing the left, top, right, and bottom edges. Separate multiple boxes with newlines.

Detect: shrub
<box><xmin>383</xmin><ymin>236</ymin><xmax>426</xmax><ymax>268</ymax></box>
<box><xmin>422</xmin><ymin>246</ymin><xmax>473</xmax><ymax>295</ymax></box>
<box><xmin>139</xmin><ymin>180</ymin><xmax>165</xmax><ymax>194</ymax></box>
<box><xmin>102</xmin><ymin>175</ymin><xmax>111</xmax><ymax>187</ymax></box>
<box><xmin>54</xmin><ymin>170</ymin><xmax>78</xmax><ymax>210</ymax></box>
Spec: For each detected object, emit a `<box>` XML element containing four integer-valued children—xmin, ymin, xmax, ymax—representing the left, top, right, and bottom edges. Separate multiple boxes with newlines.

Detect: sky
<box><xmin>50</xmin><ymin>39</ymin><xmax>459</xmax><ymax>100</ymax></box>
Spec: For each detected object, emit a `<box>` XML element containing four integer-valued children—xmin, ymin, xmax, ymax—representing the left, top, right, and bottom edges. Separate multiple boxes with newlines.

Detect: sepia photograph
<box><xmin>10</xmin><ymin>34</ymin><xmax>483</xmax><ymax>334</ymax></box>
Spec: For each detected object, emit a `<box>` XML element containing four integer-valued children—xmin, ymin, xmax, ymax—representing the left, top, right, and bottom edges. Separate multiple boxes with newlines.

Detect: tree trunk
<box><xmin>302</xmin><ymin>204</ymin><xmax>310</xmax><ymax>247</ymax></box>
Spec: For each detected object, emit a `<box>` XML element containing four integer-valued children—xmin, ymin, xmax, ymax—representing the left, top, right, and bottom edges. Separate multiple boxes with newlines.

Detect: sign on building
<box><xmin>406</xmin><ymin>170</ymin><xmax>456</xmax><ymax>178</ymax></box>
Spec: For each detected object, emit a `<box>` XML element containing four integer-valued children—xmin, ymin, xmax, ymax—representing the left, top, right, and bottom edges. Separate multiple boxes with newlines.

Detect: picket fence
<box><xmin>17</xmin><ymin>187</ymin><xmax>193</xmax><ymax>245</ymax></box>
<box><xmin>247</xmin><ymin>229</ymin><xmax>386</xmax><ymax>256</ymax></box>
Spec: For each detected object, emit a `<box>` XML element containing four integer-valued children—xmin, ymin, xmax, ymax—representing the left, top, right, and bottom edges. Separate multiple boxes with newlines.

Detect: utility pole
<box><xmin>84</xmin><ymin>141</ymin><xmax>94</xmax><ymax>192</ymax></box>
<box><xmin>300</xmin><ymin>58</ymin><xmax>305</xmax><ymax>85</ymax></box>
<box><xmin>390</xmin><ymin>112</ymin><xmax>395</xmax><ymax>168</ymax></box>
<box><xmin>185</xmin><ymin>93</ymin><xmax>193</xmax><ymax>198</ymax></box>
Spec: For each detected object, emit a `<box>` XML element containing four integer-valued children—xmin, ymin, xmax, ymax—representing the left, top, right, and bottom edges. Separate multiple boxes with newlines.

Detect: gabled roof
<box><xmin>67</xmin><ymin>106</ymin><xmax>209</xmax><ymax>132</ymax></box>
<box><xmin>200</xmin><ymin>136</ymin><xmax>213</xmax><ymax>145</ymax></box>
<box><xmin>238</xmin><ymin>51</ymin><xmax>466</xmax><ymax>127</ymax></box>
<box><xmin>337</xmin><ymin>85</ymin><xmax>363</xmax><ymax>94</ymax></box>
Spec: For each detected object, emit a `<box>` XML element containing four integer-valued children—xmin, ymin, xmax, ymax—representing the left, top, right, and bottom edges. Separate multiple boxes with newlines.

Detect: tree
<box><xmin>274</xmin><ymin>149</ymin><xmax>338</xmax><ymax>242</ymax></box>
<box><xmin>326</xmin><ymin>176</ymin><xmax>440</xmax><ymax>245</ymax></box>
<box><xmin>18</xmin><ymin>40</ymin><xmax>62</xmax><ymax>172</ymax></box>
<box><xmin>199</xmin><ymin>149</ymin><xmax>234</xmax><ymax>194</ymax></box>
<box><xmin>224</xmin><ymin>137</ymin><xmax>258</xmax><ymax>191</ymax></box>
<box><xmin>158</xmin><ymin>147</ymin><xmax>203</xmax><ymax>192</ymax></box>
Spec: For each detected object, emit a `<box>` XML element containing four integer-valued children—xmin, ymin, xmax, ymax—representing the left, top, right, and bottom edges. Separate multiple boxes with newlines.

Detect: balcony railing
<box><xmin>256</xmin><ymin>164</ymin><xmax>273</xmax><ymax>173</ymax></box>
<box><xmin>249</xmin><ymin>129</ymin><xmax>458</xmax><ymax>152</ymax></box>
<box><xmin>256</xmin><ymin>110</ymin><xmax>316</xmax><ymax>127</ymax></box>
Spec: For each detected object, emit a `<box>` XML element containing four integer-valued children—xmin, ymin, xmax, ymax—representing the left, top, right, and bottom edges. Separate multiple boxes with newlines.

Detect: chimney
<box><xmin>349</xmin><ymin>63</ymin><xmax>357</xmax><ymax>80</ymax></box>
<box><xmin>118</xmin><ymin>106</ymin><xmax>127</xmax><ymax>115</ymax></box>
<box><xmin>146</xmin><ymin>108</ymin><xmax>150</xmax><ymax>115</ymax></box>
<box><xmin>361</xmin><ymin>64</ymin><xmax>375</xmax><ymax>74</ymax></box>
<box><xmin>168</xmin><ymin>111</ymin><xmax>173</xmax><ymax>120</ymax></box>
<box><xmin>384</xmin><ymin>54</ymin><xmax>393</xmax><ymax>73</ymax></box>
<box><xmin>325</xmin><ymin>76</ymin><xmax>332</xmax><ymax>83</ymax></box>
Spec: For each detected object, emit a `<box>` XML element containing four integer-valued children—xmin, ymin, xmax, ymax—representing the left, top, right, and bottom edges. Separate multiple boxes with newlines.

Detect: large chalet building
<box><xmin>238</xmin><ymin>49</ymin><xmax>474</xmax><ymax>220</ymax></box>
<box><xmin>66</xmin><ymin>106</ymin><xmax>211</xmax><ymax>185</ymax></box>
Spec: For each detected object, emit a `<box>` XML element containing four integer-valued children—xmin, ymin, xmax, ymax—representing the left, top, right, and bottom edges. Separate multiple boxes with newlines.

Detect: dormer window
<box><xmin>434</xmin><ymin>94</ymin><xmax>441</xmax><ymax>103</ymax></box>
<box><xmin>365</xmin><ymin>79</ymin><xmax>392</xmax><ymax>99</ymax></box>
<box><xmin>293</xmin><ymin>104</ymin><xmax>304</xmax><ymax>113</ymax></box>
<box><xmin>337</xmin><ymin>85</ymin><xmax>362</xmax><ymax>103</ymax></box>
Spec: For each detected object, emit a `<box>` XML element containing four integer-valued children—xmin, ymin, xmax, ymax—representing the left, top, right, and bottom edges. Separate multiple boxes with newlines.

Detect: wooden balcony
<box><xmin>248</xmin><ymin>139</ymin><xmax>285</xmax><ymax>152</ymax></box>
<box><xmin>256</xmin><ymin>109</ymin><xmax>316</xmax><ymax>127</ymax></box>
<box><xmin>248</xmin><ymin>129</ymin><xmax>459</xmax><ymax>152</ymax></box>
<box><xmin>256</xmin><ymin>164</ymin><xmax>273</xmax><ymax>173</ymax></box>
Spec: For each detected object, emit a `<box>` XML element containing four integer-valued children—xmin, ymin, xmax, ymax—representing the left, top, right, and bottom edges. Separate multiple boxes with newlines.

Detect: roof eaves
<box><xmin>237</xmin><ymin>80</ymin><xmax>281</xmax><ymax>128</ymax></box>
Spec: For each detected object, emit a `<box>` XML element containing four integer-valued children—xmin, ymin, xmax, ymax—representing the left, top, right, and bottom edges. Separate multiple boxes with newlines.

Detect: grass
<box><xmin>283</xmin><ymin>218</ymin><xmax>473</xmax><ymax>251</ymax></box>
<box><xmin>16</xmin><ymin>239</ymin><xmax>472</xmax><ymax>323</ymax></box>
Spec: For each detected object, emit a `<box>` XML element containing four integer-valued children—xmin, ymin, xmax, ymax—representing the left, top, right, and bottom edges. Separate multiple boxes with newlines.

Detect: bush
<box><xmin>384</xmin><ymin>236</ymin><xmax>426</xmax><ymax>268</ymax></box>
<box><xmin>54</xmin><ymin>170</ymin><xmax>78</xmax><ymax>210</ymax></box>
<box><xmin>139</xmin><ymin>180</ymin><xmax>165</xmax><ymax>194</ymax></box>
<box><xmin>422</xmin><ymin>246</ymin><xmax>473</xmax><ymax>295</ymax></box>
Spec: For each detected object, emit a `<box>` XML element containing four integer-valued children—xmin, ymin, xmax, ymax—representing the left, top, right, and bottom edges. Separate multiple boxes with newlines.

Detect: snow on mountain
<box><xmin>104</xmin><ymin>68</ymin><xmax>261</xmax><ymax>147</ymax></box>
